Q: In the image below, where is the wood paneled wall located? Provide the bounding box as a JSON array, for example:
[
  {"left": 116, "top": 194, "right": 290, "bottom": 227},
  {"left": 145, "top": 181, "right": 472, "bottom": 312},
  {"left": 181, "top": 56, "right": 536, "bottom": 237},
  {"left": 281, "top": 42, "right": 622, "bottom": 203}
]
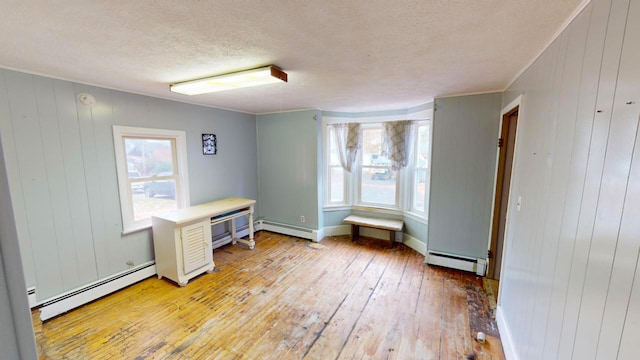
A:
[
  {"left": 0, "top": 70, "right": 258, "bottom": 301},
  {"left": 257, "top": 110, "right": 321, "bottom": 229},
  {"left": 428, "top": 93, "right": 502, "bottom": 259},
  {"left": 500, "top": 0, "right": 640, "bottom": 358}
]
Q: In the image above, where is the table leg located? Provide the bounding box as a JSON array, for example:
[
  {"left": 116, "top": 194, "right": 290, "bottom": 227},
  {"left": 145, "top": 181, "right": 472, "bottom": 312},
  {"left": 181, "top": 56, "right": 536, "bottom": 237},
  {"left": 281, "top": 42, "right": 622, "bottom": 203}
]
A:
[
  {"left": 231, "top": 218, "right": 237, "bottom": 245},
  {"left": 248, "top": 211, "right": 255, "bottom": 249}
]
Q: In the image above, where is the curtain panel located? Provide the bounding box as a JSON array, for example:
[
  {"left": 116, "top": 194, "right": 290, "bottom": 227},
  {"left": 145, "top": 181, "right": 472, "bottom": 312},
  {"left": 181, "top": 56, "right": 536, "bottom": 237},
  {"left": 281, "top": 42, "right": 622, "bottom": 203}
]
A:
[
  {"left": 382, "top": 120, "right": 418, "bottom": 170},
  {"left": 330, "top": 123, "right": 362, "bottom": 172}
]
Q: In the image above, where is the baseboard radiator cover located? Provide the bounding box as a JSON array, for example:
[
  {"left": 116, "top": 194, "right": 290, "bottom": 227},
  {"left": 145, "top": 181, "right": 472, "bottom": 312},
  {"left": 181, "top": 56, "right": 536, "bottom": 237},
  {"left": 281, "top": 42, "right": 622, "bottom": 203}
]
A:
[
  {"left": 255, "top": 220, "right": 318, "bottom": 242},
  {"left": 426, "top": 250, "right": 487, "bottom": 276},
  {"left": 38, "top": 261, "right": 156, "bottom": 321}
]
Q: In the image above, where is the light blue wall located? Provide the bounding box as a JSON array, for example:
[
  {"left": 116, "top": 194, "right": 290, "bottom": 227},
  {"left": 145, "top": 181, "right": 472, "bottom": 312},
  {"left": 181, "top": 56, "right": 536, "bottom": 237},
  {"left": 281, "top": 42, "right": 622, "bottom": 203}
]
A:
[
  {"left": 323, "top": 210, "right": 351, "bottom": 228},
  {"left": 428, "top": 93, "right": 502, "bottom": 259},
  {"left": 0, "top": 68, "right": 258, "bottom": 300},
  {"left": 256, "top": 110, "right": 321, "bottom": 229}
]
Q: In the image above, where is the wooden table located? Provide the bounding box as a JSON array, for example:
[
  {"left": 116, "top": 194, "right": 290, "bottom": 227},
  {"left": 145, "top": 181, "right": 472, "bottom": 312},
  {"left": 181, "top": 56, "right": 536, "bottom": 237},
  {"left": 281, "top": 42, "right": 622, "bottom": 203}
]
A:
[{"left": 152, "top": 197, "right": 255, "bottom": 286}]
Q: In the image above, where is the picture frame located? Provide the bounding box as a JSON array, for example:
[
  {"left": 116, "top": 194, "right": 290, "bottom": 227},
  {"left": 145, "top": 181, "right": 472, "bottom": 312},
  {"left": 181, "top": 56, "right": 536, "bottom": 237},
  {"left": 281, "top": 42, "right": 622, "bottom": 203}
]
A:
[{"left": 202, "top": 134, "right": 217, "bottom": 155}]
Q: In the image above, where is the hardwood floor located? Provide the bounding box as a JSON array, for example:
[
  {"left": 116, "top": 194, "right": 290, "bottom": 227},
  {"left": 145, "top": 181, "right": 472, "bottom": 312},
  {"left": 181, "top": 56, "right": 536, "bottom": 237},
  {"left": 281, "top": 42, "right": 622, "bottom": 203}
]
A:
[{"left": 32, "top": 232, "right": 504, "bottom": 359}]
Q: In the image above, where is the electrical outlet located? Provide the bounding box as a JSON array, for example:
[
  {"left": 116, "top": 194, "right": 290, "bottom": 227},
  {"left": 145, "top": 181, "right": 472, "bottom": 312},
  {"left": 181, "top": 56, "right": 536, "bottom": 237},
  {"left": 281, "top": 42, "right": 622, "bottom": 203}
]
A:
[{"left": 300, "top": 216, "right": 305, "bottom": 223}]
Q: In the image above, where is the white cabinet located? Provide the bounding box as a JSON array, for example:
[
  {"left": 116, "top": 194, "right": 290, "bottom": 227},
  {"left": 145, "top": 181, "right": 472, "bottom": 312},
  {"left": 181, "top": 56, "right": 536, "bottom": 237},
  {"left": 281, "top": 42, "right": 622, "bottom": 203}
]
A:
[
  {"left": 151, "top": 197, "right": 256, "bottom": 286},
  {"left": 151, "top": 217, "right": 214, "bottom": 287}
]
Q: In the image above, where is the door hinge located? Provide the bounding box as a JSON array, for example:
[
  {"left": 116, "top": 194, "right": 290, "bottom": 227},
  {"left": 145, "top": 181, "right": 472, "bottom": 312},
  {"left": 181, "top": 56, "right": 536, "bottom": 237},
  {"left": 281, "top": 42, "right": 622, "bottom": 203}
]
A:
[{"left": 498, "top": 138, "right": 504, "bottom": 148}]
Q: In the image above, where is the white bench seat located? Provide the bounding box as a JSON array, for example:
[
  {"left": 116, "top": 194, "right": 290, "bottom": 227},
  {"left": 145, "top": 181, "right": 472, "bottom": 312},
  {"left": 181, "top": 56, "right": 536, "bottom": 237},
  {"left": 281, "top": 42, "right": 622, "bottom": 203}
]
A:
[{"left": 343, "top": 215, "right": 404, "bottom": 247}]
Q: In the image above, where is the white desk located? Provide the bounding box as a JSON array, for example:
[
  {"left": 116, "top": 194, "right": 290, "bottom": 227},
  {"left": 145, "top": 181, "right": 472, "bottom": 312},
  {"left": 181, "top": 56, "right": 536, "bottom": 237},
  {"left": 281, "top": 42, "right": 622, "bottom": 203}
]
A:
[{"left": 152, "top": 197, "right": 256, "bottom": 286}]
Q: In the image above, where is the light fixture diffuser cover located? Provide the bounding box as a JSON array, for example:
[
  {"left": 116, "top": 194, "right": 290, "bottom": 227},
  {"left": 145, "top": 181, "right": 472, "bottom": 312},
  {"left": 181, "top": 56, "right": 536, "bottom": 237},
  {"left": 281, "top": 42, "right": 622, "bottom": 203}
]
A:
[{"left": 170, "top": 66, "right": 288, "bottom": 95}]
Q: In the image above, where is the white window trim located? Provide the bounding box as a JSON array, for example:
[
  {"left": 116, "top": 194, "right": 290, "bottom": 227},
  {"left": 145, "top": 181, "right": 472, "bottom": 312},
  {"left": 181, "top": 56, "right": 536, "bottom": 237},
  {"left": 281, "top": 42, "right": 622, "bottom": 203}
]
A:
[{"left": 113, "top": 126, "right": 191, "bottom": 234}]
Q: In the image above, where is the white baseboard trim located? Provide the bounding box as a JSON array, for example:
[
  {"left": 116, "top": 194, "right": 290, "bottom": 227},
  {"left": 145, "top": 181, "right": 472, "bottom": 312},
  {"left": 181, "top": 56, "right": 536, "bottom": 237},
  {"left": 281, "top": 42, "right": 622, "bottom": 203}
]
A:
[
  {"left": 38, "top": 261, "right": 156, "bottom": 321},
  {"left": 403, "top": 233, "right": 426, "bottom": 255},
  {"left": 425, "top": 251, "right": 486, "bottom": 275},
  {"left": 256, "top": 220, "right": 318, "bottom": 242},
  {"left": 317, "top": 225, "right": 426, "bottom": 255},
  {"left": 497, "top": 305, "right": 518, "bottom": 360},
  {"left": 321, "top": 224, "right": 351, "bottom": 238}
]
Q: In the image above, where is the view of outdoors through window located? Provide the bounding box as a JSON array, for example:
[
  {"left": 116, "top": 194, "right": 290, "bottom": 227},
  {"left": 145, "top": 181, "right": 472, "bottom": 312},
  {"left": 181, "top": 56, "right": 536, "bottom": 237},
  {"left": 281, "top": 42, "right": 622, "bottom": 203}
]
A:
[
  {"left": 328, "top": 131, "right": 345, "bottom": 203},
  {"left": 124, "top": 138, "right": 177, "bottom": 221},
  {"left": 413, "top": 124, "right": 430, "bottom": 212},
  {"left": 361, "top": 128, "right": 397, "bottom": 206}
]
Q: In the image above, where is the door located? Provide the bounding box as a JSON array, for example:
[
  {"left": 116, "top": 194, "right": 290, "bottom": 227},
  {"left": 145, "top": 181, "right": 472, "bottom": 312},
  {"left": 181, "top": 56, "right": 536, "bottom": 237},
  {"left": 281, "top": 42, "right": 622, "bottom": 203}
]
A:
[{"left": 488, "top": 106, "right": 518, "bottom": 280}]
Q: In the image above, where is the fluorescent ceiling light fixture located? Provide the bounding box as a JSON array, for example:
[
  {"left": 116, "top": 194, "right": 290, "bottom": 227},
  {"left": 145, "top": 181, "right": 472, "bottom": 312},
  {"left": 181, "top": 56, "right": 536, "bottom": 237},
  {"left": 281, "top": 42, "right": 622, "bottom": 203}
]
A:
[{"left": 170, "top": 65, "right": 288, "bottom": 95}]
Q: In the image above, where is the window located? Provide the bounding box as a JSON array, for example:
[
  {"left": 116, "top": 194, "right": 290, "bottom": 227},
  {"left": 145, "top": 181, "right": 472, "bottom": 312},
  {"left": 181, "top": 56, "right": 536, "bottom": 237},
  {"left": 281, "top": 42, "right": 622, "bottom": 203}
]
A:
[
  {"left": 113, "top": 126, "right": 190, "bottom": 233},
  {"left": 327, "top": 129, "right": 346, "bottom": 204},
  {"left": 411, "top": 123, "right": 431, "bottom": 213},
  {"left": 359, "top": 125, "right": 398, "bottom": 207},
  {"left": 325, "top": 119, "right": 431, "bottom": 218}
]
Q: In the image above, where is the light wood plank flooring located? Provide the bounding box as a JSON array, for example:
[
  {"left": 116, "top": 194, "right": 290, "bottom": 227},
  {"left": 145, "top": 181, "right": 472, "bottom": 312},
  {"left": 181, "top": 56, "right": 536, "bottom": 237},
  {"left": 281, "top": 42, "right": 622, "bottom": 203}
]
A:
[{"left": 33, "top": 232, "right": 504, "bottom": 359}]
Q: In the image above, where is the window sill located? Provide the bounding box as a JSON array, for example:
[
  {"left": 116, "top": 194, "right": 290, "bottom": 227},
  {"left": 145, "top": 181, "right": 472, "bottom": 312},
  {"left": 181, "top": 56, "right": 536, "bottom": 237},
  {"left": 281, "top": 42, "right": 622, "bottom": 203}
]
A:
[
  {"left": 322, "top": 205, "right": 427, "bottom": 225},
  {"left": 122, "top": 222, "right": 152, "bottom": 236},
  {"left": 323, "top": 205, "right": 352, "bottom": 212}
]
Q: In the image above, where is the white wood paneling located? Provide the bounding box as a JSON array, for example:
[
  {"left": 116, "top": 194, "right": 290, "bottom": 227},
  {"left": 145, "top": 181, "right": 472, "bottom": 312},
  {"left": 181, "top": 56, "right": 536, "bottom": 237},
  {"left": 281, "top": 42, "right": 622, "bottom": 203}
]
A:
[
  {"left": 542, "top": 4, "right": 604, "bottom": 358},
  {"left": 4, "top": 71, "right": 63, "bottom": 299},
  {"left": 51, "top": 79, "right": 98, "bottom": 286},
  {"left": 499, "top": 0, "right": 640, "bottom": 358},
  {"left": 0, "top": 68, "right": 258, "bottom": 302},
  {"left": 571, "top": 0, "right": 632, "bottom": 357},
  {"left": 0, "top": 71, "right": 37, "bottom": 288},
  {"left": 33, "top": 77, "right": 81, "bottom": 291},
  {"left": 595, "top": 0, "right": 640, "bottom": 356}
]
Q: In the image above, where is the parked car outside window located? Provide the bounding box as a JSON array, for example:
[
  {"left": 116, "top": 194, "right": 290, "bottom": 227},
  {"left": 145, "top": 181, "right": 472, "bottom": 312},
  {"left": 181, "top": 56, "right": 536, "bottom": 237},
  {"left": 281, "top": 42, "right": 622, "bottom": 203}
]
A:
[{"left": 144, "top": 172, "right": 176, "bottom": 199}]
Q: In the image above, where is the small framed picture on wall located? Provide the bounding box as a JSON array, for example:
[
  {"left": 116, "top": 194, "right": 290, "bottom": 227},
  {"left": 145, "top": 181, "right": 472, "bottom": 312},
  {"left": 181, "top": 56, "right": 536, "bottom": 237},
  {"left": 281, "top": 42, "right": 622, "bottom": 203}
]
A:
[{"left": 202, "top": 134, "right": 217, "bottom": 155}]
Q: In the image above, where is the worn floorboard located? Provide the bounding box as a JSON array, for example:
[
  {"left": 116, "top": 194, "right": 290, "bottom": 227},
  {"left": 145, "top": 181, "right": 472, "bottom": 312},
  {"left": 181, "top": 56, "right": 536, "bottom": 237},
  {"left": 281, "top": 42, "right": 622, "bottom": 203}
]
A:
[{"left": 33, "top": 231, "right": 504, "bottom": 360}]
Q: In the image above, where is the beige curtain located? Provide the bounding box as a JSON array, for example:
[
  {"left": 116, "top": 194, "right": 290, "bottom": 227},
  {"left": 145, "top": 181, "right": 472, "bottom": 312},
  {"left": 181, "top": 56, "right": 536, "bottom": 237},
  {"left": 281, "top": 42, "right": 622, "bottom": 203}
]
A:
[
  {"left": 331, "top": 123, "right": 361, "bottom": 172},
  {"left": 382, "top": 120, "right": 418, "bottom": 170}
]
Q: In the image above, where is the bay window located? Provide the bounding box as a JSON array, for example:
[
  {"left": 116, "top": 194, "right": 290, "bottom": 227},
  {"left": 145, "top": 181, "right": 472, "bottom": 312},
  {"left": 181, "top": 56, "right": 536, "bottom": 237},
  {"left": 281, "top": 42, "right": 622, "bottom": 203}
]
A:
[{"left": 325, "top": 119, "right": 431, "bottom": 218}]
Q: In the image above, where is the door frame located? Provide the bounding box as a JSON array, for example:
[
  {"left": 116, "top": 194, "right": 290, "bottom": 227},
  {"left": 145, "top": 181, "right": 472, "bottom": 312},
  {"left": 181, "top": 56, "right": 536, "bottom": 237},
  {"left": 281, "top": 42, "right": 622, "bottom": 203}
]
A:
[{"left": 487, "top": 95, "right": 523, "bottom": 294}]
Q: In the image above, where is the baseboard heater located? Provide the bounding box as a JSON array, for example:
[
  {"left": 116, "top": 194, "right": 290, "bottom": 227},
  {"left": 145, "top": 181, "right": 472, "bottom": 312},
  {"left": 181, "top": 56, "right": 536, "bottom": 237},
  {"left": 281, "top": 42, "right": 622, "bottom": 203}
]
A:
[
  {"left": 426, "top": 250, "right": 487, "bottom": 276},
  {"left": 256, "top": 220, "right": 318, "bottom": 242},
  {"left": 37, "top": 261, "right": 156, "bottom": 321}
]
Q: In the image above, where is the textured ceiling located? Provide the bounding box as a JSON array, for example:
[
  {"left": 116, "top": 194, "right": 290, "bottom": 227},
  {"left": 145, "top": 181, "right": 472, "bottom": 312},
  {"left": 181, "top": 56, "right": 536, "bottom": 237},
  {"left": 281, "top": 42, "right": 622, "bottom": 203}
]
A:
[{"left": 0, "top": 0, "right": 585, "bottom": 114}]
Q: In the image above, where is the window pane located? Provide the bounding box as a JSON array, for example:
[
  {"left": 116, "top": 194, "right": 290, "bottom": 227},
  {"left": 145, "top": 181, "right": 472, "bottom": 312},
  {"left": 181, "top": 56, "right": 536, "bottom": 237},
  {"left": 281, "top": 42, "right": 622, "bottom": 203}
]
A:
[
  {"left": 361, "top": 167, "right": 396, "bottom": 205},
  {"left": 124, "top": 138, "right": 174, "bottom": 177},
  {"left": 330, "top": 167, "right": 344, "bottom": 202},
  {"left": 413, "top": 169, "right": 428, "bottom": 212},
  {"left": 416, "top": 125, "right": 430, "bottom": 168},
  {"left": 362, "top": 128, "right": 385, "bottom": 166},
  {"left": 132, "top": 180, "right": 177, "bottom": 221},
  {"left": 329, "top": 130, "right": 341, "bottom": 166}
]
